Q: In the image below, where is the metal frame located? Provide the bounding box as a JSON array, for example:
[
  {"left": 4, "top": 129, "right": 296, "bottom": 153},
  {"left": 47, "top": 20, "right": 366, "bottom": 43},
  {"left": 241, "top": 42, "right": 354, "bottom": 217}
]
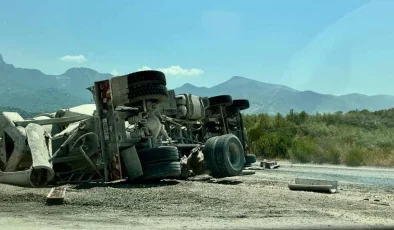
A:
[{"left": 93, "top": 80, "right": 123, "bottom": 182}]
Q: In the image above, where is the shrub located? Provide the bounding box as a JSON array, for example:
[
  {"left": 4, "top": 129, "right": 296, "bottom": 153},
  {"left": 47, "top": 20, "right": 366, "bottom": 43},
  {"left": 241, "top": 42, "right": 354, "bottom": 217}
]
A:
[
  {"left": 243, "top": 108, "right": 394, "bottom": 167},
  {"left": 344, "top": 148, "right": 364, "bottom": 166},
  {"left": 289, "top": 137, "right": 316, "bottom": 163}
]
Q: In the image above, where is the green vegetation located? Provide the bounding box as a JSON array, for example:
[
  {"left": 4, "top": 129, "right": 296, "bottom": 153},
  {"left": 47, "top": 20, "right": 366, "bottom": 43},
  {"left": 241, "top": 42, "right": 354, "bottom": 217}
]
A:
[{"left": 244, "top": 108, "right": 394, "bottom": 167}]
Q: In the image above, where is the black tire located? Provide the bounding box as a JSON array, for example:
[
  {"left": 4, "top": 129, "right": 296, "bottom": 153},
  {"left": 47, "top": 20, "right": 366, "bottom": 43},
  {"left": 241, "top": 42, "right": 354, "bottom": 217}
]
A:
[
  {"left": 137, "top": 146, "right": 179, "bottom": 165},
  {"left": 128, "top": 84, "right": 168, "bottom": 104},
  {"left": 127, "top": 70, "right": 167, "bottom": 86},
  {"left": 140, "top": 161, "right": 181, "bottom": 181},
  {"left": 201, "top": 97, "right": 210, "bottom": 108},
  {"left": 202, "top": 136, "right": 221, "bottom": 176},
  {"left": 228, "top": 99, "right": 250, "bottom": 110},
  {"left": 245, "top": 154, "right": 257, "bottom": 165},
  {"left": 210, "top": 134, "right": 245, "bottom": 178},
  {"left": 208, "top": 95, "right": 233, "bottom": 108}
]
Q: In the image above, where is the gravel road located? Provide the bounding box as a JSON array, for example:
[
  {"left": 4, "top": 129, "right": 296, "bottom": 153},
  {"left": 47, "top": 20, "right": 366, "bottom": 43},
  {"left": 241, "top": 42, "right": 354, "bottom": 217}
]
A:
[{"left": 1, "top": 161, "right": 394, "bottom": 230}]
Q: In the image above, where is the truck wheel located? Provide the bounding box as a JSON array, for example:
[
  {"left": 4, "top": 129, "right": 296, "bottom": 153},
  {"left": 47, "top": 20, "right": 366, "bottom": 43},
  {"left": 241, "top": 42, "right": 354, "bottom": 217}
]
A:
[
  {"left": 203, "top": 136, "right": 221, "bottom": 176},
  {"left": 127, "top": 70, "right": 167, "bottom": 86},
  {"left": 245, "top": 154, "right": 257, "bottom": 165},
  {"left": 216, "top": 134, "right": 245, "bottom": 177},
  {"left": 137, "top": 146, "right": 180, "bottom": 165},
  {"left": 209, "top": 134, "right": 245, "bottom": 178},
  {"left": 228, "top": 99, "right": 250, "bottom": 110},
  {"left": 140, "top": 161, "right": 181, "bottom": 181},
  {"left": 208, "top": 95, "right": 233, "bottom": 108},
  {"left": 128, "top": 84, "right": 168, "bottom": 104}
]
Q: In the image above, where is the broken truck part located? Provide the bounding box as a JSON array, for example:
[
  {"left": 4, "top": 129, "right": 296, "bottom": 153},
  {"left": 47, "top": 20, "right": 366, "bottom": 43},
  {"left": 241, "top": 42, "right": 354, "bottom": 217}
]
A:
[
  {"left": 0, "top": 70, "right": 254, "bottom": 187},
  {"left": 288, "top": 178, "right": 338, "bottom": 193},
  {"left": 261, "top": 161, "right": 280, "bottom": 169}
]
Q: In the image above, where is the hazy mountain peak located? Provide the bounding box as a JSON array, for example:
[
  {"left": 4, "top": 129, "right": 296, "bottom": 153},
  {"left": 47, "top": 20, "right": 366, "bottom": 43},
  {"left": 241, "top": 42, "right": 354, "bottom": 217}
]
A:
[
  {"left": 63, "top": 67, "right": 100, "bottom": 76},
  {"left": 1, "top": 54, "right": 394, "bottom": 114},
  {"left": 180, "top": 83, "right": 204, "bottom": 89},
  {"left": 181, "top": 83, "right": 195, "bottom": 87},
  {"left": 229, "top": 76, "right": 249, "bottom": 81}
]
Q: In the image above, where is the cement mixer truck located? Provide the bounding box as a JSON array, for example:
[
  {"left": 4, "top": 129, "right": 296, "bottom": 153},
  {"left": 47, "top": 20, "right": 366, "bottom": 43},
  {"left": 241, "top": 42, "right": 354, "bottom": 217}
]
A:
[{"left": 0, "top": 70, "right": 256, "bottom": 187}]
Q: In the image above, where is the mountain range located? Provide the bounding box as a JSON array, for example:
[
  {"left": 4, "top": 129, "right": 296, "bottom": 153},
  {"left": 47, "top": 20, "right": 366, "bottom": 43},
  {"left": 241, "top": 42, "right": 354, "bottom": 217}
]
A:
[{"left": 1, "top": 53, "right": 394, "bottom": 115}]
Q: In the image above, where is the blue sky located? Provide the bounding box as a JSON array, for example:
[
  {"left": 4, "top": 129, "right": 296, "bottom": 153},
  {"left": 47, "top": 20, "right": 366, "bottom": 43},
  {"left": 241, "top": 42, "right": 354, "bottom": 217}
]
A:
[{"left": 1, "top": 0, "right": 394, "bottom": 96}]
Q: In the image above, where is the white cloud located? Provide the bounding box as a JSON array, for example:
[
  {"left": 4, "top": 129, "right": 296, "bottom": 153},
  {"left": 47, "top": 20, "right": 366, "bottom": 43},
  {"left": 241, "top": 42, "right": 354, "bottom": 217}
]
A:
[
  {"left": 137, "top": 65, "right": 204, "bottom": 76},
  {"left": 59, "top": 55, "right": 87, "bottom": 63},
  {"left": 137, "top": 66, "right": 152, "bottom": 71},
  {"left": 111, "top": 69, "right": 119, "bottom": 76}
]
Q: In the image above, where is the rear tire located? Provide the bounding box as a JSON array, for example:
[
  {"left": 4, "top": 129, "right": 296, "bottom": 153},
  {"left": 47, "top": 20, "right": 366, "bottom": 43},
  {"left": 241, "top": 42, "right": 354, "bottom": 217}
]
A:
[
  {"left": 208, "top": 95, "right": 233, "bottom": 108},
  {"left": 204, "top": 134, "right": 245, "bottom": 178},
  {"left": 228, "top": 99, "right": 250, "bottom": 110},
  {"left": 127, "top": 70, "right": 167, "bottom": 86},
  {"left": 245, "top": 154, "right": 257, "bottom": 165},
  {"left": 202, "top": 136, "right": 221, "bottom": 176},
  {"left": 127, "top": 84, "right": 168, "bottom": 104},
  {"left": 140, "top": 161, "right": 181, "bottom": 181},
  {"left": 137, "top": 146, "right": 179, "bottom": 165}
]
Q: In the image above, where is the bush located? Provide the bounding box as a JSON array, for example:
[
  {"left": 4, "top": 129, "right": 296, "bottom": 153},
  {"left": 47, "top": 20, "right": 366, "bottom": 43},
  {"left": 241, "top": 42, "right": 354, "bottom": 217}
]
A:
[
  {"left": 288, "top": 137, "right": 316, "bottom": 163},
  {"left": 243, "top": 108, "right": 394, "bottom": 167},
  {"left": 325, "top": 145, "right": 341, "bottom": 164},
  {"left": 344, "top": 148, "right": 364, "bottom": 166}
]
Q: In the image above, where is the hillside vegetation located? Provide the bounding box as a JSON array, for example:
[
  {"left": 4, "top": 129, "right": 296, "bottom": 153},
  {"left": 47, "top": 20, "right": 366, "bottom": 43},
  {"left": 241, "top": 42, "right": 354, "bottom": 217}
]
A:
[{"left": 244, "top": 108, "right": 394, "bottom": 167}]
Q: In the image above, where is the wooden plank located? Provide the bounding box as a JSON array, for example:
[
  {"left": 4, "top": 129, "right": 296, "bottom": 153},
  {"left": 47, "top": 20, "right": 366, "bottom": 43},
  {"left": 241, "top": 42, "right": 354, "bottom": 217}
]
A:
[{"left": 46, "top": 186, "right": 66, "bottom": 205}]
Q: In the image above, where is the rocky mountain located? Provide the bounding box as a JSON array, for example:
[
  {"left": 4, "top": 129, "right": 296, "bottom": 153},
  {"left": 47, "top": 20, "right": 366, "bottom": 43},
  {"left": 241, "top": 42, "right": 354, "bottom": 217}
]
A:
[
  {"left": 0, "top": 54, "right": 110, "bottom": 112},
  {"left": 0, "top": 106, "right": 38, "bottom": 119},
  {"left": 1, "top": 54, "right": 394, "bottom": 114},
  {"left": 174, "top": 76, "right": 394, "bottom": 114}
]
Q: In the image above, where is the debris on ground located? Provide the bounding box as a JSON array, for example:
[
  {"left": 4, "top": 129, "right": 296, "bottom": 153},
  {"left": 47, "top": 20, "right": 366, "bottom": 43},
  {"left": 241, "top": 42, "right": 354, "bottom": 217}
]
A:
[
  {"left": 288, "top": 178, "right": 338, "bottom": 194},
  {"left": 240, "top": 170, "right": 255, "bottom": 175},
  {"left": 46, "top": 186, "right": 67, "bottom": 205},
  {"left": 260, "top": 160, "right": 280, "bottom": 169}
]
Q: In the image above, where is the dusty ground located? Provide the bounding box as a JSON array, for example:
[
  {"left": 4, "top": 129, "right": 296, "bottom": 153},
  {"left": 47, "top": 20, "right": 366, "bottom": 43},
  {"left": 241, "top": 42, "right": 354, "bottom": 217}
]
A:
[{"left": 1, "top": 161, "right": 394, "bottom": 230}]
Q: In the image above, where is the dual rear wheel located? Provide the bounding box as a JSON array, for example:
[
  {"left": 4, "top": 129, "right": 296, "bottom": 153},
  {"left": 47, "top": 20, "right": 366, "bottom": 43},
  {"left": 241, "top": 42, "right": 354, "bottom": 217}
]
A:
[
  {"left": 136, "top": 146, "right": 182, "bottom": 181},
  {"left": 203, "top": 134, "right": 246, "bottom": 178}
]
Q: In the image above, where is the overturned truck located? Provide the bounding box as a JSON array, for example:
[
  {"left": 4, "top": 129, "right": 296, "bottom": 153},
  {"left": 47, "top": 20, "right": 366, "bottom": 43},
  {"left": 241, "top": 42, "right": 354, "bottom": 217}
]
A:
[{"left": 0, "top": 70, "right": 256, "bottom": 187}]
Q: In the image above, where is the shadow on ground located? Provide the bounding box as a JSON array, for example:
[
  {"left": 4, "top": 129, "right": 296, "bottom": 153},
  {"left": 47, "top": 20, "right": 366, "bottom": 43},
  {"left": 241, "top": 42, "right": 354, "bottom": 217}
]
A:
[
  {"left": 186, "top": 175, "right": 243, "bottom": 185},
  {"left": 72, "top": 179, "right": 180, "bottom": 190}
]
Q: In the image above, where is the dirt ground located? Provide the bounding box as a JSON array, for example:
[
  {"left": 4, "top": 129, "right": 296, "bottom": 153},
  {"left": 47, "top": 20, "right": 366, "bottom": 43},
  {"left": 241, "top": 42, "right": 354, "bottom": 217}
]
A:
[{"left": 1, "top": 161, "right": 394, "bottom": 230}]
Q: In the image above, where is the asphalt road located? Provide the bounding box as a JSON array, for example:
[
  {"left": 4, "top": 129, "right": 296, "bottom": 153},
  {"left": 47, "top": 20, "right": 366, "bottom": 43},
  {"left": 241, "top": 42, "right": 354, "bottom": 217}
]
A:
[{"left": 1, "top": 161, "right": 394, "bottom": 230}]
